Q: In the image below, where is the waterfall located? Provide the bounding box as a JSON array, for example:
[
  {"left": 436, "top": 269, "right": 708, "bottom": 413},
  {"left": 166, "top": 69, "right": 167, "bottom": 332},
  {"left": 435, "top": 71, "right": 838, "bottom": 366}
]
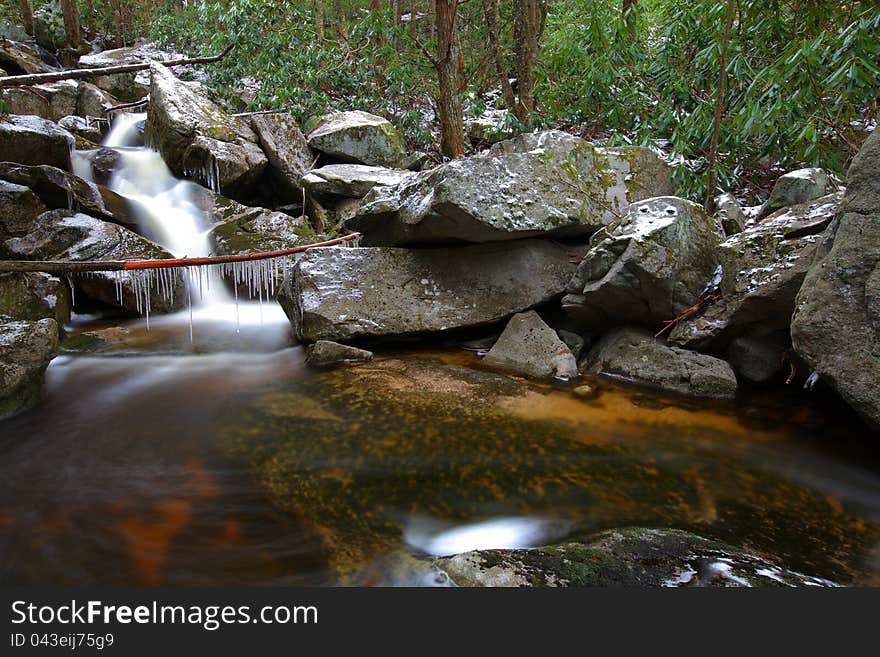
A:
[{"left": 72, "top": 111, "right": 290, "bottom": 339}]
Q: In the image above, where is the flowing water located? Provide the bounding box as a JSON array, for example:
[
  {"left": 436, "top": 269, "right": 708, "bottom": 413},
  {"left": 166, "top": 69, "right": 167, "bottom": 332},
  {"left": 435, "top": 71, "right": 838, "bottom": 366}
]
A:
[{"left": 1, "top": 115, "right": 880, "bottom": 586}]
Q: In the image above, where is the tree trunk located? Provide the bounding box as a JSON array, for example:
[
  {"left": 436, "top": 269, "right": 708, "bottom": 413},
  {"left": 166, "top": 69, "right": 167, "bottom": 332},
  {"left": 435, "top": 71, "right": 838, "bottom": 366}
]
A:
[
  {"left": 482, "top": 0, "right": 517, "bottom": 113},
  {"left": 335, "top": 0, "right": 348, "bottom": 39},
  {"left": 512, "top": 0, "right": 547, "bottom": 121},
  {"left": 704, "top": 0, "right": 737, "bottom": 216},
  {"left": 83, "top": 0, "right": 95, "bottom": 32},
  {"left": 108, "top": 0, "right": 125, "bottom": 47},
  {"left": 623, "top": 0, "right": 638, "bottom": 29},
  {"left": 18, "top": 0, "right": 34, "bottom": 36},
  {"left": 435, "top": 0, "right": 466, "bottom": 158},
  {"left": 314, "top": 0, "right": 325, "bottom": 39},
  {"left": 60, "top": 0, "right": 82, "bottom": 49}
]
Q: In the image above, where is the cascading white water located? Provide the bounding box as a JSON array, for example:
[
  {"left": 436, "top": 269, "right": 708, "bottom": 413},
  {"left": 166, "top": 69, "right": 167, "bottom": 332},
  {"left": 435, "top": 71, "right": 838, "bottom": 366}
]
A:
[{"left": 73, "top": 111, "right": 290, "bottom": 343}]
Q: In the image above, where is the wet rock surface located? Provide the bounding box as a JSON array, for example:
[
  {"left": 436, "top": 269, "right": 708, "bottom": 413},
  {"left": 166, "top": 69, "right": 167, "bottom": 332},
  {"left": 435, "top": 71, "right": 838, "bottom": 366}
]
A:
[
  {"left": 279, "top": 240, "right": 585, "bottom": 342},
  {"left": 483, "top": 311, "right": 579, "bottom": 380},
  {"left": 349, "top": 130, "right": 674, "bottom": 246},
  {"left": 584, "top": 326, "right": 738, "bottom": 399},
  {"left": 563, "top": 197, "right": 720, "bottom": 332},
  {"left": 435, "top": 527, "right": 839, "bottom": 587}
]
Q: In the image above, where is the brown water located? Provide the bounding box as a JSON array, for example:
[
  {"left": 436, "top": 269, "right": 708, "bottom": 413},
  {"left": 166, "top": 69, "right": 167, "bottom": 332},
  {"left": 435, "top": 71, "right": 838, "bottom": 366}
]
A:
[{"left": 1, "top": 313, "right": 879, "bottom": 586}]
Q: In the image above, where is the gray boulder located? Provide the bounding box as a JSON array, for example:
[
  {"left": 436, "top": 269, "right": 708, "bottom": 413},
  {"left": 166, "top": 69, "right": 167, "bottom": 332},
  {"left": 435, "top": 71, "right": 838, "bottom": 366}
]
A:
[
  {"left": 1, "top": 80, "right": 78, "bottom": 122},
  {"left": 305, "top": 340, "right": 374, "bottom": 367},
  {"left": 207, "top": 205, "right": 317, "bottom": 256},
  {"left": 435, "top": 527, "right": 838, "bottom": 587},
  {"left": 302, "top": 164, "right": 410, "bottom": 200},
  {"left": 58, "top": 115, "right": 104, "bottom": 144},
  {"left": 726, "top": 330, "right": 791, "bottom": 385},
  {"left": 0, "top": 38, "right": 56, "bottom": 75},
  {"left": 349, "top": 130, "right": 674, "bottom": 246},
  {"left": 584, "top": 326, "right": 737, "bottom": 399},
  {"left": 0, "top": 115, "right": 74, "bottom": 170},
  {"left": 279, "top": 239, "right": 585, "bottom": 342},
  {"left": 3, "top": 209, "right": 186, "bottom": 315},
  {"left": 791, "top": 129, "right": 880, "bottom": 427},
  {"left": 715, "top": 192, "right": 745, "bottom": 235},
  {"left": 0, "top": 271, "right": 71, "bottom": 328},
  {"left": 76, "top": 82, "right": 118, "bottom": 119},
  {"left": 145, "top": 63, "right": 267, "bottom": 199},
  {"left": 563, "top": 197, "right": 720, "bottom": 332},
  {"left": 0, "top": 319, "right": 58, "bottom": 420},
  {"left": 306, "top": 110, "right": 407, "bottom": 168},
  {"left": 483, "top": 310, "right": 579, "bottom": 380},
  {"left": 759, "top": 168, "right": 829, "bottom": 220},
  {"left": 0, "top": 162, "right": 141, "bottom": 233},
  {"left": 249, "top": 112, "right": 314, "bottom": 202},
  {"left": 669, "top": 192, "right": 841, "bottom": 353},
  {"left": 0, "top": 180, "right": 47, "bottom": 236}
]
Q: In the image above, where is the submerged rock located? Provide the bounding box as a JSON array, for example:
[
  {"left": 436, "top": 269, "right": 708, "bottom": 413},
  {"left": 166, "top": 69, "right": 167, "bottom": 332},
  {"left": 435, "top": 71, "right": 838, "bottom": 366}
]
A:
[
  {"left": 2, "top": 209, "right": 185, "bottom": 315},
  {"left": 279, "top": 240, "right": 585, "bottom": 342},
  {"left": 584, "top": 326, "right": 737, "bottom": 399},
  {"left": 249, "top": 112, "right": 314, "bottom": 202},
  {"left": 563, "top": 197, "right": 720, "bottom": 332},
  {"left": 483, "top": 311, "right": 579, "bottom": 380},
  {"left": 306, "top": 110, "right": 407, "bottom": 168},
  {"left": 145, "top": 63, "right": 267, "bottom": 199},
  {"left": 301, "top": 164, "right": 410, "bottom": 200},
  {"left": 305, "top": 340, "right": 374, "bottom": 367},
  {"left": 0, "top": 115, "right": 74, "bottom": 170},
  {"left": 791, "top": 129, "right": 880, "bottom": 428},
  {"left": 349, "top": 130, "right": 674, "bottom": 246},
  {"left": 0, "top": 319, "right": 59, "bottom": 420},
  {"left": 759, "top": 167, "right": 829, "bottom": 220},
  {"left": 669, "top": 193, "right": 841, "bottom": 358},
  {"left": 435, "top": 527, "right": 839, "bottom": 587}
]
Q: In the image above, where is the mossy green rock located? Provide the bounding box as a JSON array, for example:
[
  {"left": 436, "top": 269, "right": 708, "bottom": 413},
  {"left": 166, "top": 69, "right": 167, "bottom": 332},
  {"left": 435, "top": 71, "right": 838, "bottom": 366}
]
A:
[
  {"left": 563, "top": 197, "right": 720, "bottom": 332},
  {"left": 759, "top": 168, "right": 829, "bottom": 220},
  {"left": 307, "top": 110, "right": 407, "bottom": 168},
  {"left": 146, "top": 62, "right": 267, "bottom": 199},
  {"left": 435, "top": 527, "right": 839, "bottom": 587},
  {"left": 0, "top": 272, "right": 70, "bottom": 328},
  {"left": 0, "top": 318, "right": 58, "bottom": 420},
  {"left": 350, "top": 130, "right": 674, "bottom": 246},
  {"left": 208, "top": 206, "right": 317, "bottom": 256}
]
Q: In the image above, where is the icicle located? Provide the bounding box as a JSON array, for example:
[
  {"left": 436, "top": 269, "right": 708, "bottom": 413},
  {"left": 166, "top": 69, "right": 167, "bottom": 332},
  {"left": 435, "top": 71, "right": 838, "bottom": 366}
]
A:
[{"left": 66, "top": 274, "right": 76, "bottom": 307}]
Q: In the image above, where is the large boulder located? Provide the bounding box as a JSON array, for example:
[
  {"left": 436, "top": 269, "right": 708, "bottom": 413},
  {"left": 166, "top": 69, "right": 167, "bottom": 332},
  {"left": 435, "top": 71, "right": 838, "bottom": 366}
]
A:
[
  {"left": 279, "top": 240, "right": 585, "bottom": 342},
  {"left": 145, "top": 63, "right": 267, "bottom": 199},
  {"left": 483, "top": 310, "right": 579, "bottom": 380},
  {"left": 0, "top": 271, "right": 70, "bottom": 328},
  {"left": 758, "top": 167, "right": 829, "bottom": 220},
  {"left": 207, "top": 205, "right": 317, "bottom": 255},
  {"left": 0, "top": 319, "right": 58, "bottom": 420},
  {"left": 249, "top": 112, "right": 314, "bottom": 202},
  {"left": 0, "top": 39, "right": 56, "bottom": 75},
  {"left": 584, "top": 326, "right": 737, "bottom": 399},
  {"left": 791, "top": 129, "right": 880, "bottom": 428},
  {"left": 0, "top": 115, "right": 74, "bottom": 170},
  {"left": 435, "top": 527, "right": 838, "bottom": 587},
  {"left": 301, "top": 164, "right": 410, "bottom": 200},
  {"left": 1, "top": 80, "right": 78, "bottom": 122},
  {"left": 306, "top": 110, "right": 407, "bottom": 168},
  {"left": 76, "top": 82, "right": 118, "bottom": 119},
  {"left": 0, "top": 162, "right": 140, "bottom": 233},
  {"left": 562, "top": 197, "right": 720, "bottom": 332},
  {"left": 669, "top": 193, "right": 841, "bottom": 358},
  {"left": 0, "top": 180, "right": 47, "bottom": 235},
  {"left": 349, "top": 130, "right": 674, "bottom": 246},
  {"left": 2, "top": 209, "right": 186, "bottom": 315}
]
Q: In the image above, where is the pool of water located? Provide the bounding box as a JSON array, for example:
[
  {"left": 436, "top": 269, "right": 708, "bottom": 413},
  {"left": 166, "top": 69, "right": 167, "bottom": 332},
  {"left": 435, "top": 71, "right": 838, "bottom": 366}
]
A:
[{"left": 1, "top": 312, "right": 879, "bottom": 586}]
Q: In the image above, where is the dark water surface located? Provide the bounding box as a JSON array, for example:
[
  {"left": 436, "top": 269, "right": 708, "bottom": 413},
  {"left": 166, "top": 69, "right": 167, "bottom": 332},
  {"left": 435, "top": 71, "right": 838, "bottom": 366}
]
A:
[{"left": 1, "top": 314, "right": 879, "bottom": 586}]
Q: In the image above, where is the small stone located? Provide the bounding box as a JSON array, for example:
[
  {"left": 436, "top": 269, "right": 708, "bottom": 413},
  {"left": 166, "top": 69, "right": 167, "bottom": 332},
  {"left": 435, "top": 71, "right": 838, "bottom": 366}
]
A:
[
  {"left": 758, "top": 167, "right": 829, "bottom": 219},
  {"left": 305, "top": 340, "right": 373, "bottom": 367},
  {"left": 483, "top": 311, "right": 579, "bottom": 380}
]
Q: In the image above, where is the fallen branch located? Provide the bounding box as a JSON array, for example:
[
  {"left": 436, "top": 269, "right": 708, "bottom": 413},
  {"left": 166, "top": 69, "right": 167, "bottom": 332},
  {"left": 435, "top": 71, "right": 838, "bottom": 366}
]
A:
[
  {"left": 0, "top": 43, "right": 235, "bottom": 88},
  {"left": 0, "top": 232, "right": 360, "bottom": 274},
  {"left": 655, "top": 265, "right": 723, "bottom": 338},
  {"left": 104, "top": 97, "right": 149, "bottom": 114}
]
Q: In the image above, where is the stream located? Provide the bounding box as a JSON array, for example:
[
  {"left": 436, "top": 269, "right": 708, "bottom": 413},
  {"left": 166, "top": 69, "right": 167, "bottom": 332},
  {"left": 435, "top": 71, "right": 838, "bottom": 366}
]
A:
[{"left": 1, "top": 114, "right": 880, "bottom": 587}]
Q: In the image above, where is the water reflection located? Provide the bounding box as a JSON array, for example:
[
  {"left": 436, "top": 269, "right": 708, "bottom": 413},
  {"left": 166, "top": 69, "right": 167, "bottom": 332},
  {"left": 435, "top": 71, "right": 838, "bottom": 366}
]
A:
[{"left": 404, "top": 516, "right": 573, "bottom": 556}]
